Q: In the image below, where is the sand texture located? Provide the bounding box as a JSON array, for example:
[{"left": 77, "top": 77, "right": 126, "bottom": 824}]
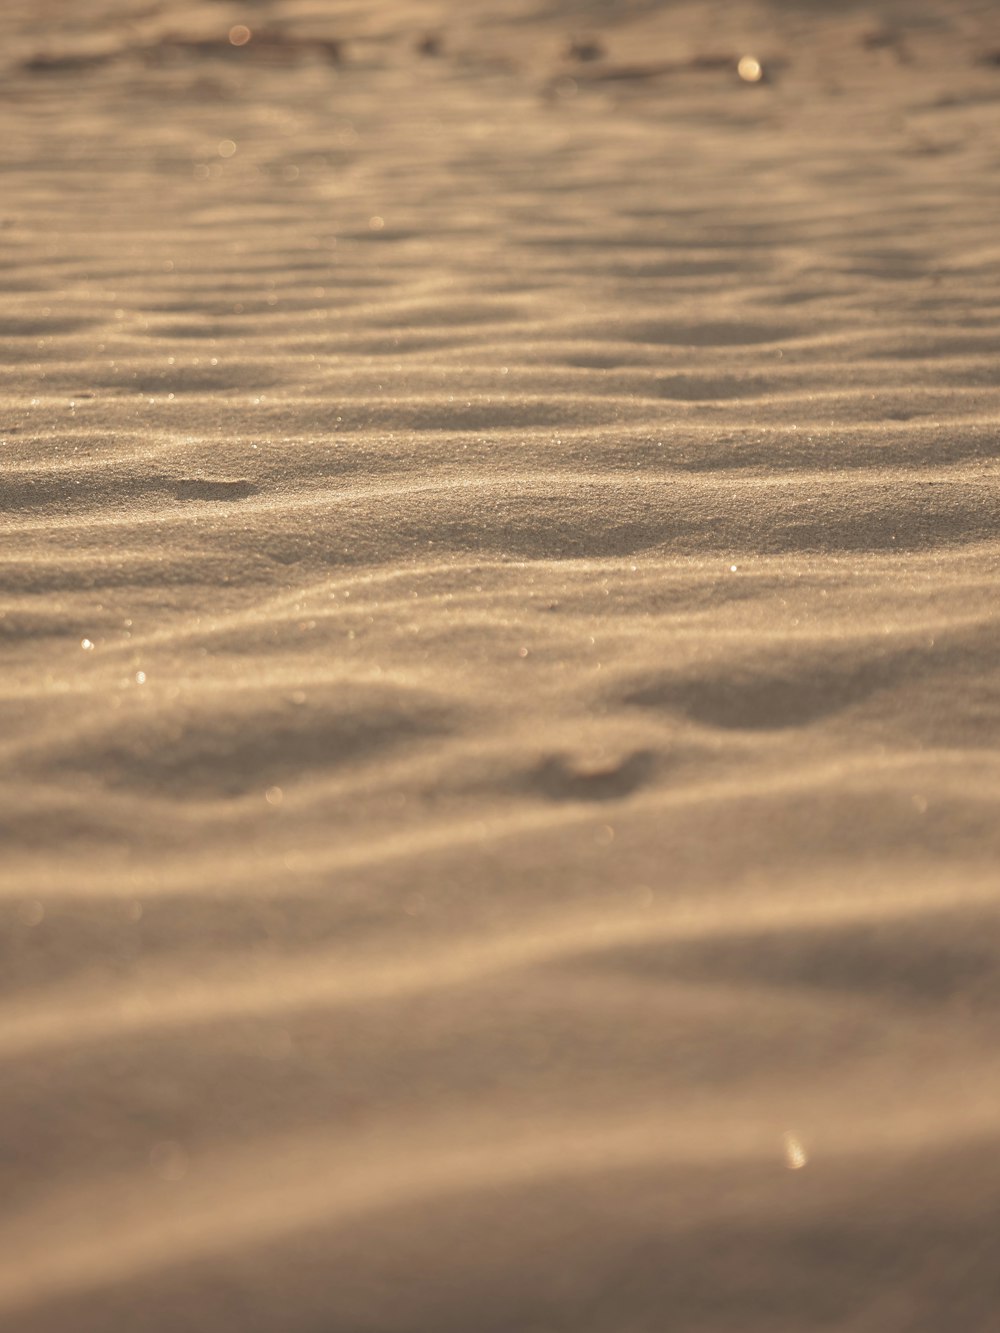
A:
[{"left": 3, "top": 0, "right": 1000, "bottom": 1328}]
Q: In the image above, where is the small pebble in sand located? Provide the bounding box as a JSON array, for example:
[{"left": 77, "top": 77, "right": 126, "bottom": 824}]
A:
[
  {"left": 737, "top": 55, "right": 764, "bottom": 83},
  {"left": 783, "top": 1132, "right": 808, "bottom": 1170},
  {"left": 80, "top": 638, "right": 94, "bottom": 651},
  {"left": 416, "top": 32, "right": 442, "bottom": 57},
  {"left": 567, "top": 36, "right": 605, "bottom": 63}
]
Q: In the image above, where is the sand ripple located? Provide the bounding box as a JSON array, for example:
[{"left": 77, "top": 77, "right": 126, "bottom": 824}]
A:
[{"left": 3, "top": 0, "right": 1000, "bottom": 1328}]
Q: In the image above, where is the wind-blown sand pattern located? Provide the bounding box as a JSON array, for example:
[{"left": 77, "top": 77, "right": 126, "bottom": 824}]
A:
[{"left": 3, "top": 0, "right": 1000, "bottom": 1328}]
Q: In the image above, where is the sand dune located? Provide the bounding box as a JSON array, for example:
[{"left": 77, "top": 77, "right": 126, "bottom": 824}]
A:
[{"left": 3, "top": 0, "right": 1000, "bottom": 1328}]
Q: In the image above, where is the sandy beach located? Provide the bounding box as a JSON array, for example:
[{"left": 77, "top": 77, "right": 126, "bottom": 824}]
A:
[{"left": 3, "top": 1, "right": 1000, "bottom": 1328}]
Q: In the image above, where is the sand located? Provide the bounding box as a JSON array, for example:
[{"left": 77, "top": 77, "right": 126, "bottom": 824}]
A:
[{"left": 2, "top": 0, "right": 1000, "bottom": 1328}]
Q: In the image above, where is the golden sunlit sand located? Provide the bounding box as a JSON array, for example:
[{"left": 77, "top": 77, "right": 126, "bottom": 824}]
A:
[{"left": 2, "top": 0, "right": 1000, "bottom": 1329}]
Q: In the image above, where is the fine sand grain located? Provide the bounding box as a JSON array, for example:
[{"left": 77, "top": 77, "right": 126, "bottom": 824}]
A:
[{"left": 3, "top": 1, "right": 1000, "bottom": 1329}]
